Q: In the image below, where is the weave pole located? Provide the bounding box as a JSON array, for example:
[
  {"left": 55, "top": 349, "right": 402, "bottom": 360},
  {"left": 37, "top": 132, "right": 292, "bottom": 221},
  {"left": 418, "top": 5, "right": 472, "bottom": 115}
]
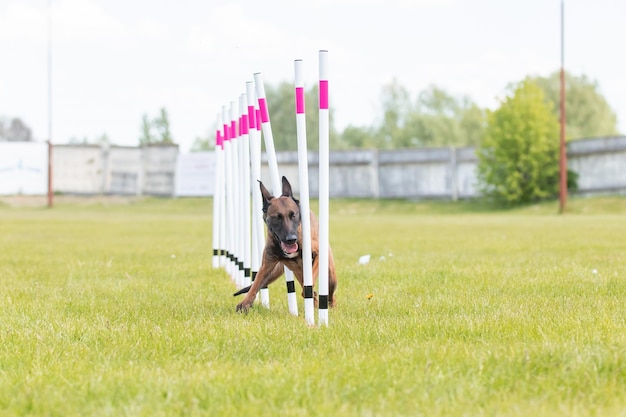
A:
[
  {"left": 229, "top": 103, "right": 242, "bottom": 287},
  {"left": 246, "top": 81, "right": 270, "bottom": 307},
  {"left": 254, "top": 107, "right": 271, "bottom": 306},
  {"left": 294, "top": 60, "right": 315, "bottom": 325},
  {"left": 318, "top": 50, "right": 330, "bottom": 326},
  {"left": 212, "top": 116, "right": 224, "bottom": 268},
  {"left": 222, "top": 106, "right": 235, "bottom": 281},
  {"left": 239, "top": 94, "right": 252, "bottom": 288},
  {"left": 218, "top": 118, "right": 227, "bottom": 269},
  {"left": 254, "top": 72, "right": 299, "bottom": 316}
]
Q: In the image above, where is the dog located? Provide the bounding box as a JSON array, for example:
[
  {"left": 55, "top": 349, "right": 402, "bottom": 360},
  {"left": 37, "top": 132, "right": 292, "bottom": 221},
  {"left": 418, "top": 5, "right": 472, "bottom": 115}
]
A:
[{"left": 233, "top": 176, "right": 337, "bottom": 313}]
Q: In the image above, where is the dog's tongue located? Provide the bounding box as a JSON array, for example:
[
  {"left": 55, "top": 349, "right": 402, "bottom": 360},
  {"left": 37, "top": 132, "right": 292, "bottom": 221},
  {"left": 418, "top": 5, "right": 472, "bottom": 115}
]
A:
[{"left": 281, "top": 242, "right": 299, "bottom": 254}]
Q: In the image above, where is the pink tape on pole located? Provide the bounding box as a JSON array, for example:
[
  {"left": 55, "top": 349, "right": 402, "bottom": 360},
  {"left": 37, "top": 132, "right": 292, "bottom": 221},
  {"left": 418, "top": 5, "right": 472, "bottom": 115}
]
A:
[
  {"left": 296, "top": 87, "right": 305, "bottom": 114},
  {"left": 248, "top": 106, "right": 256, "bottom": 129},
  {"left": 319, "top": 80, "right": 329, "bottom": 110},
  {"left": 258, "top": 98, "right": 270, "bottom": 123},
  {"left": 230, "top": 121, "right": 236, "bottom": 139},
  {"left": 242, "top": 114, "right": 249, "bottom": 135},
  {"left": 216, "top": 130, "right": 222, "bottom": 148},
  {"left": 256, "top": 109, "right": 262, "bottom": 130},
  {"left": 223, "top": 124, "right": 230, "bottom": 141}
]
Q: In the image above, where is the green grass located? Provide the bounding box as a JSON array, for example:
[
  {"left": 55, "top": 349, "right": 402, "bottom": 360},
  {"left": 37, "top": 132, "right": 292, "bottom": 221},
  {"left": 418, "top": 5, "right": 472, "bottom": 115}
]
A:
[{"left": 1, "top": 195, "right": 626, "bottom": 416}]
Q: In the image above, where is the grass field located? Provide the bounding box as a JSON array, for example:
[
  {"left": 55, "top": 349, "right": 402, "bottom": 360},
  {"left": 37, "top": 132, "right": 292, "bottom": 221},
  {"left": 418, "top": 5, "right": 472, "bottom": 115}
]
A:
[{"left": 1, "top": 195, "right": 626, "bottom": 416}]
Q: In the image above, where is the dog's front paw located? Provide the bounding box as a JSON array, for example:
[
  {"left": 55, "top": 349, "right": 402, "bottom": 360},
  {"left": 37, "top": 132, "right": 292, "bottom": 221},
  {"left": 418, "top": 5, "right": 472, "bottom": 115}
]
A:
[{"left": 236, "top": 301, "right": 253, "bottom": 314}]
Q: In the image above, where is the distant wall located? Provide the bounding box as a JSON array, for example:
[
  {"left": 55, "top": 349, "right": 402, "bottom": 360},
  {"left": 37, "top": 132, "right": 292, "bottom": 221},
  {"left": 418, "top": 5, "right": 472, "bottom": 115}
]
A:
[
  {"left": 0, "top": 142, "right": 48, "bottom": 195},
  {"left": 568, "top": 136, "right": 626, "bottom": 195},
  {"left": 1, "top": 136, "right": 625, "bottom": 198},
  {"left": 264, "top": 137, "right": 626, "bottom": 199},
  {"left": 51, "top": 144, "right": 178, "bottom": 196},
  {"left": 264, "top": 146, "right": 479, "bottom": 199}
]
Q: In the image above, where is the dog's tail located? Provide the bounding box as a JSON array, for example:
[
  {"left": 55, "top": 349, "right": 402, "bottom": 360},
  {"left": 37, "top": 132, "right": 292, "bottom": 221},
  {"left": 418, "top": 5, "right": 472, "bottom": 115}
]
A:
[{"left": 233, "top": 285, "right": 252, "bottom": 296}]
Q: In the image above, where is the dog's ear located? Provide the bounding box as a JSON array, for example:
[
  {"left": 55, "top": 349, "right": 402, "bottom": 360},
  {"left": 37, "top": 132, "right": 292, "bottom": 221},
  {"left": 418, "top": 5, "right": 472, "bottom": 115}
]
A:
[
  {"left": 281, "top": 176, "right": 299, "bottom": 206},
  {"left": 259, "top": 180, "right": 273, "bottom": 213},
  {"left": 281, "top": 176, "right": 292, "bottom": 198}
]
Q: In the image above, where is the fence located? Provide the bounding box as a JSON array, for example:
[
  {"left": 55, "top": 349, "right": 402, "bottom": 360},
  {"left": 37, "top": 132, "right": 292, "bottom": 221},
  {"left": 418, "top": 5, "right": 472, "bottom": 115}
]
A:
[{"left": 1, "top": 136, "right": 625, "bottom": 198}]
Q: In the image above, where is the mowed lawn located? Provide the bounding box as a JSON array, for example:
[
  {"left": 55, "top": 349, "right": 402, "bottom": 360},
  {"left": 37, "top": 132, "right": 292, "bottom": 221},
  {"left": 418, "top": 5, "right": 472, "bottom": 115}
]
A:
[{"left": 1, "top": 196, "right": 625, "bottom": 416}]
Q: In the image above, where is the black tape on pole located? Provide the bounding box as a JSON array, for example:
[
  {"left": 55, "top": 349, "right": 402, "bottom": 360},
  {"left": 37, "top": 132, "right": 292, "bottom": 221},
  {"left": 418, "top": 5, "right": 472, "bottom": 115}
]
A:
[{"left": 304, "top": 285, "right": 314, "bottom": 299}]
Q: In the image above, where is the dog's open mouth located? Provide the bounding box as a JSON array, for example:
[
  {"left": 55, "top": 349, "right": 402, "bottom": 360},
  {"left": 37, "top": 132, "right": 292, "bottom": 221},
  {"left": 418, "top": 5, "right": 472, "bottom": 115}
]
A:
[{"left": 280, "top": 241, "right": 299, "bottom": 257}]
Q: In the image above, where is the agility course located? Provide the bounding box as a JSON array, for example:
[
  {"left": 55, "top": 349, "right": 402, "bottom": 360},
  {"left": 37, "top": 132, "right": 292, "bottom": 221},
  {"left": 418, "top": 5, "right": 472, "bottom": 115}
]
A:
[{"left": 212, "top": 50, "right": 331, "bottom": 326}]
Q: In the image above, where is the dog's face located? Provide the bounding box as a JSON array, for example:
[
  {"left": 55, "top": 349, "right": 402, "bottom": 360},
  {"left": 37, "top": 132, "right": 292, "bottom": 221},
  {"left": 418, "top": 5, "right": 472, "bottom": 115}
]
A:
[{"left": 260, "top": 176, "right": 301, "bottom": 259}]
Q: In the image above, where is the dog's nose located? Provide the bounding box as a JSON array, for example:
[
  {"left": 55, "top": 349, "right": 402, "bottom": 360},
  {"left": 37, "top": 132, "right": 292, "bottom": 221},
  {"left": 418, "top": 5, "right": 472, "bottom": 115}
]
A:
[{"left": 285, "top": 233, "right": 297, "bottom": 245}]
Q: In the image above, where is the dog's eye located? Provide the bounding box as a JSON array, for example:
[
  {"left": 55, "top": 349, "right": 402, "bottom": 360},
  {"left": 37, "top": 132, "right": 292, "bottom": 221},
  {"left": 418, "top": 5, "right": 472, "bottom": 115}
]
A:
[{"left": 289, "top": 211, "right": 298, "bottom": 220}]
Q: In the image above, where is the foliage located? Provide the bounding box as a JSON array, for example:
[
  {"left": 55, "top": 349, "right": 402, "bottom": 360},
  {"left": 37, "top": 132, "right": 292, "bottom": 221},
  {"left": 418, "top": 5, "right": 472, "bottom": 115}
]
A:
[
  {"left": 1, "top": 197, "right": 626, "bottom": 416},
  {"left": 139, "top": 107, "right": 174, "bottom": 146},
  {"left": 477, "top": 80, "right": 562, "bottom": 206},
  {"left": 374, "top": 80, "right": 486, "bottom": 149},
  {"left": 0, "top": 116, "right": 32, "bottom": 141},
  {"left": 528, "top": 71, "right": 619, "bottom": 139},
  {"left": 335, "top": 125, "right": 380, "bottom": 149},
  {"left": 190, "top": 135, "right": 213, "bottom": 152},
  {"left": 68, "top": 132, "right": 111, "bottom": 146}
]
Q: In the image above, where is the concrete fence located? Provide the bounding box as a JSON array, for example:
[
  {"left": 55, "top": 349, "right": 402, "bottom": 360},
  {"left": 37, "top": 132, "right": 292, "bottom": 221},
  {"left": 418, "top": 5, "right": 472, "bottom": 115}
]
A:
[
  {"left": 1, "top": 136, "right": 625, "bottom": 198},
  {"left": 51, "top": 144, "right": 179, "bottom": 196},
  {"left": 269, "top": 136, "right": 626, "bottom": 199}
]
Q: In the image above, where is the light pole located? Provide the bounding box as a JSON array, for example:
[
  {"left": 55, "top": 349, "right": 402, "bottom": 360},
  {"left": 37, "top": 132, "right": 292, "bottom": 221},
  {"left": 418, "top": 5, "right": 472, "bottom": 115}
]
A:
[
  {"left": 47, "top": 0, "right": 53, "bottom": 208},
  {"left": 559, "top": 0, "right": 567, "bottom": 214}
]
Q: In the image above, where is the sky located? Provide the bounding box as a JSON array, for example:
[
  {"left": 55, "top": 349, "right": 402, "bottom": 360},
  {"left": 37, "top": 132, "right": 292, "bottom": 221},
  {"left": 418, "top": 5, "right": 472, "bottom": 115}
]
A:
[{"left": 1, "top": 0, "right": 625, "bottom": 152}]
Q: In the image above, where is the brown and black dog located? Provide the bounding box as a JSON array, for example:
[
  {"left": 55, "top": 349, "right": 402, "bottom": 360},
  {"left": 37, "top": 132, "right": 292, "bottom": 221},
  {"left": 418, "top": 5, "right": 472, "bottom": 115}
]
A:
[{"left": 233, "top": 176, "right": 337, "bottom": 313}]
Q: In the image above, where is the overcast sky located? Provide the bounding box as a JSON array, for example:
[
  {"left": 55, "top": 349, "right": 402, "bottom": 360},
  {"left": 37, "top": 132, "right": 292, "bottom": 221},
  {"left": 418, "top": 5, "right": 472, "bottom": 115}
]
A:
[{"left": 1, "top": 0, "right": 624, "bottom": 152}]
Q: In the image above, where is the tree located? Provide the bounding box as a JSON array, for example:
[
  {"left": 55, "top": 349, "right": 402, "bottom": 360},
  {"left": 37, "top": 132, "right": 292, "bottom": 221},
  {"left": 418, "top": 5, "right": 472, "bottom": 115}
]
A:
[
  {"left": 526, "top": 71, "right": 619, "bottom": 139},
  {"left": 139, "top": 108, "right": 174, "bottom": 145},
  {"left": 139, "top": 114, "right": 153, "bottom": 146},
  {"left": 337, "top": 125, "right": 379, "bottom": 149},
  {"left": 94, "top": 133, "right": 111, "bottom": 146},
  {"left": 376, "top": 78, "right": 412, "bottom": 149},
  {"left": 190, "top": 134, "right": 214, "bottom": 152},
  {"left": 0, "top": 117, "right": 32, "bottom": 141},
  {"left": 373, "top": 82, "right": 485, "bottom": 149},
  {"left": 153, "top": 107, "right": 174, "bottom": 144},
  {"left": 476, "top": 80, "right": 561, "bottom": 206}
]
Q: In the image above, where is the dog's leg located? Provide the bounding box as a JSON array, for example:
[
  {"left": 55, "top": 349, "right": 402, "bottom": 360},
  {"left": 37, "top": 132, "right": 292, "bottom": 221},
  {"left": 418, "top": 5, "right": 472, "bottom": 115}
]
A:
[
  {"left": 236, "top": 261, "right": 283, "bottom": 313},
  {"left": 310, "top": 249, "right": 320, "bottom": 307},
  {"left": 328, "top": 247, "right": 338, "bottom": 308}
]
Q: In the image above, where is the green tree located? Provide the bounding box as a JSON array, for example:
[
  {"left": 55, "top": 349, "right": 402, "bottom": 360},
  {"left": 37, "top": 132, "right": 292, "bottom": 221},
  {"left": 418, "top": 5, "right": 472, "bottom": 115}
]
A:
[
  {"left": 338, "top": 125, "right": 379, "bottom": 149},
  {"left": 95, "top": 133, "right": 111, "bottom": 146},
  {"left": 153, "top": 107, "right": 174, "bottom": 144},
  {"left": 527, "top": 71, "right": 619, "bottom": 138},
  {"left": 190, "top": 131, "right": 214, "bottom": 152},
  {"left": 139, "top": 113, "right": 153, "bottom": 146},
  {"left": 477, "top": 80, "right": 560, "bottom": 206},
  {"left": 374, "top": 82, "right": 485, "bottom": 149},
  {"left": 139, "top": 108, "right": 174, "bottom": 145},
  {"left": 377, "top": 78, "right": 411, "bottom": 149}
]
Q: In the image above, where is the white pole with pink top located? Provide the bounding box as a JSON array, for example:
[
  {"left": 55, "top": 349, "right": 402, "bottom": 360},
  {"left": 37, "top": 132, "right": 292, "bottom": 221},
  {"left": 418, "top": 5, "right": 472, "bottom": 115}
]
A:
[
  {"left": 294, "top": 59, "right": 315, "bottom": 326},
  {"left": 212, "top": 116, "right": 223, "bottom": 269},
  {"left": 246, "top": 82, "right": 270, "bottom": 308},
  {"left": 254, "top": 72, "right": 299, "bottom": 316},
  {"left": 317, "top": 50, "right": 330, "bottom": 326},
  {"left": 239, "top": 94, "right": 252, "bottom": 288}
]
